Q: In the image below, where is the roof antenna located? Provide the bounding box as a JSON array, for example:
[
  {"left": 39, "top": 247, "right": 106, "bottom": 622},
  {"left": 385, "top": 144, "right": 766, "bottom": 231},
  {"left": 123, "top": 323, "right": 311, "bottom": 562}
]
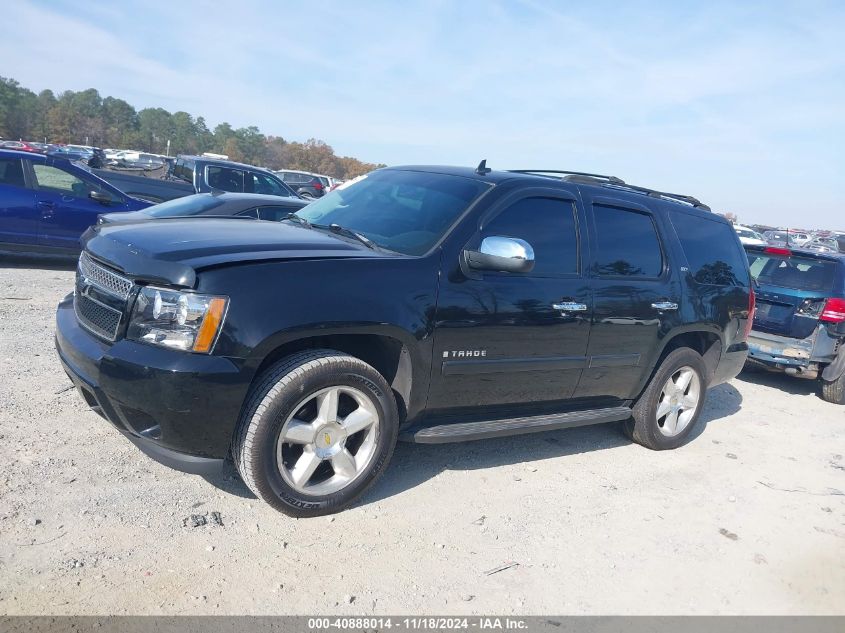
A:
[{"left": 475, "top": 159, "right": 491, "bottom": 175}]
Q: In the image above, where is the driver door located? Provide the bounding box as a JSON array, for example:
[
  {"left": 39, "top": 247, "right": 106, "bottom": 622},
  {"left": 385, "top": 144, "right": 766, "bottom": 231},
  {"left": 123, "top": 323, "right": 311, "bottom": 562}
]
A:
[{"left": 31, "top": 161, "right": 115, "bottom": 250}]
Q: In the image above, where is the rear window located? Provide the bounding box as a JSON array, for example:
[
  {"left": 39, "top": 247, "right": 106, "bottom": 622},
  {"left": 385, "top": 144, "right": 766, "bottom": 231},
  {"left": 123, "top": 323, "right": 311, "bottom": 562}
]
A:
[
  {"left": 672, "top": 212, "right": 750, "bottom": 286},
  {"left": 746, "top": 251, "right": 837, "bottom": 293},
  {"left": 145, "top": 194, "right": 226, "bottom": 218}
]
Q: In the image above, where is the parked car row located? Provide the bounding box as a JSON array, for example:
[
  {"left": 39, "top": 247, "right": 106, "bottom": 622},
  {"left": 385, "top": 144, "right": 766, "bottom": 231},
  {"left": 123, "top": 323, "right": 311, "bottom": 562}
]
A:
[
  {"left": 0, "top": 149, "right": 304, "bottom": 255},
  {"left": 757, "top": 228, "right": 845, "bottom": 254}
]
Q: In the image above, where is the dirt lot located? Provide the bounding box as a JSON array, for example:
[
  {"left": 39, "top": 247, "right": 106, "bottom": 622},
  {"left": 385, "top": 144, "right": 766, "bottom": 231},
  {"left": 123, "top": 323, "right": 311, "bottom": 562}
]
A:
[{"left": 0, "top": 259, "right": 843, "bottom": 616}]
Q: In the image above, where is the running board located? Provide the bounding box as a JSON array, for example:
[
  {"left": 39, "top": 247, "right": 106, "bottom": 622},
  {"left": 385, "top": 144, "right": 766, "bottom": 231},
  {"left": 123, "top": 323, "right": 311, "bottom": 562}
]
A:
[{"left": 402, "top": 406, "right": 632, "bottom": 444}]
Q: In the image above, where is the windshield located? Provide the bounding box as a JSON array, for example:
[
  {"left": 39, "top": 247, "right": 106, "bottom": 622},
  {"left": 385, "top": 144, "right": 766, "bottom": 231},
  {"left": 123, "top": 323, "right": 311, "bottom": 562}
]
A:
[
  {"left": 294, "top": 170, "right": 491, "bottom": 255},
  {"left": 145, "top": 194, "right": 227, "bottom": 218}
]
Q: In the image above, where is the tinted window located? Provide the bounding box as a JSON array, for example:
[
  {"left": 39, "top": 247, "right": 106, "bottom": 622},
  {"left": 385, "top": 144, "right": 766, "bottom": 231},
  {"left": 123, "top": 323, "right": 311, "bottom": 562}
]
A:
[
  {"left": 673, "top": 212, "right": 749, "bottom": 286},
  {"left": 238, "top": 208, "right": 260, "bottom": 219},
  {"left": 207, "top": 166, "right": 244, "bottom": 192},
  {"left": 145, "top": 194, "right": 227, "bottom": 218},
  {"left": 481, "top": 197, "right": 578, "bottom": 276},
  {"left": 247, "top": 172, "right": 293, "bottom": 197},
  {"left": 296, "top": 170, "right": 490, "bottom": 255},
  {"left": 0, "top": 159, "right": 26, "bottom": 187},
  {"left": 747, "top": 252, "right": 836, "bottom": 292},
  {"left": 593, "top": 205, "right": 662, "bottom": 277}
]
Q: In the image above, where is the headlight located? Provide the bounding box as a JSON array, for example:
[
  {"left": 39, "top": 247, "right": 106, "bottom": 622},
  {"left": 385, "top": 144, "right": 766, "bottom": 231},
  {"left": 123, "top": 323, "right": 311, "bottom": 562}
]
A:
[{"left": 128, "top": 286, "right": 228, "bottom": 353}]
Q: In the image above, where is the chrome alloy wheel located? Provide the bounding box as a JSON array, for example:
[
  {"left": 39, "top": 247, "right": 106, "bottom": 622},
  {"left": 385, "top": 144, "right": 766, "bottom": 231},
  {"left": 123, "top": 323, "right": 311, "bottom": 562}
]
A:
[
  {"left": 276, "top": 386, "right": 380, "bottom": 495},
  {"left": 655, "top": 366, "right": 701, "bottom": 437}
]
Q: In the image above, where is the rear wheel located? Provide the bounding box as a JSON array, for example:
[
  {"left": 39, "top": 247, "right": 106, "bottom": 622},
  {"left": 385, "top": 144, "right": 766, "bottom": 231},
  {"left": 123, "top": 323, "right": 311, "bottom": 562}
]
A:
[
  {"left": 624, "top": 348, "right": 708, "bottom": 450},
  {"left": 233, "top": 350, "right": 398, "bottom": 517},
  {"left": 821, "top": 373, "right": 845, "bottom": 405}
]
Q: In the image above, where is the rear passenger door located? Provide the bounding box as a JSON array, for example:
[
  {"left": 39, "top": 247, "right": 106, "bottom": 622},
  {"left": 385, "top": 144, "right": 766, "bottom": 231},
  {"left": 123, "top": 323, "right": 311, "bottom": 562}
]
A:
[
  {"left": 0, "top": 157, "right": 37, "bottom": 245},
  {"left": 576, "top": 195, "right": 681, "bottom": 401}
]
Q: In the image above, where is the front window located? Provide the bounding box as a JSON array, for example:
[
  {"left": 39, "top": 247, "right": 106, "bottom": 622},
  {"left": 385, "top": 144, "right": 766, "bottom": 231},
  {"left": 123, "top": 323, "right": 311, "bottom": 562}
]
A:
[
  {"left": 247, "top": 171, "right": 294, "bottom": 197},
  {"left": 33, "top": 164, "right": 107, "bottom": 198},
  {"left": 294, "top": 170, "right": 491, "bottom": 255}
]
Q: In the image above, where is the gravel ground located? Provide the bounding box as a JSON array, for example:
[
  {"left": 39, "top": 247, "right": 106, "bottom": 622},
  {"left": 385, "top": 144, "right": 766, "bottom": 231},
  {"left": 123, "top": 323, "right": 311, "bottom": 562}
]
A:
[{"left": 0, "top": 259, "right": 843, "bottom": 615}]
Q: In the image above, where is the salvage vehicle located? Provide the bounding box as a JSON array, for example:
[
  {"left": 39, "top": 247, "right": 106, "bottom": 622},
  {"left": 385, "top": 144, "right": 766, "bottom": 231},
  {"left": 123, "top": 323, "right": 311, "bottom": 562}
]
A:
[
  {"left": 744, "top": 244, "right": 845, "bottom": 403},
  {"left": 55, "top": 163, "right": 753, "bottom": 516},
  {"left": 98, "top": 192, "right": 310, "bottom": 225},
  {"left": 0, "top": 149, "right": 151, "bottom": 256},
  {"left": 92, "top": 155, "right": 300, "bottom": 204}
]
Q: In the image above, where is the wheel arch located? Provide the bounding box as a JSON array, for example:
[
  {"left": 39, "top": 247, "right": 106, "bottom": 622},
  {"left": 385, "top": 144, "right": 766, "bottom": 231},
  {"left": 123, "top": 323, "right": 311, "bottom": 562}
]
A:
[
  {"left": 247, "top": 327, "right": 424, "bottom": 424},
  {"left": 635, "top": 327, "right": 723, "bottom": 399}
]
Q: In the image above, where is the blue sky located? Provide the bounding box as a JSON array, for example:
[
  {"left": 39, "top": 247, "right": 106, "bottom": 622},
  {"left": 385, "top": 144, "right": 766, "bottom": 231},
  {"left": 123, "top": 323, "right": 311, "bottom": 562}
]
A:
[{"left": 2, "top": 0, "right": 843, "bottom": 227}]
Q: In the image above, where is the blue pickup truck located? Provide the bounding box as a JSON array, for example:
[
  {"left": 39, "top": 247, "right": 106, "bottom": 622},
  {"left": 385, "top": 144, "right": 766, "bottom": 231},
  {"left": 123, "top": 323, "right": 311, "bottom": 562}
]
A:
[{"left": 0, "top": 149, "right": 151, "bottom": 257}]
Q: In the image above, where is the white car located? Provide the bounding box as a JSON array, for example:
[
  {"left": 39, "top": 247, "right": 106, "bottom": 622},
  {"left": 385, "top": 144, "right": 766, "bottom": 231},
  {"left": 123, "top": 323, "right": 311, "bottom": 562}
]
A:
[{"left": 734, "top": 225, "right": 767, "bottom": 246}]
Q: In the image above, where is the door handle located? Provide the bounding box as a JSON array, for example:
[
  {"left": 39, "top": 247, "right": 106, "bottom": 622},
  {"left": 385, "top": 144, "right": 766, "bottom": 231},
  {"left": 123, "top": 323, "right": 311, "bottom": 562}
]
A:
[
  {"left": 553, "top": 302, "right": 588, "bottom": 312},
  {"left": 36, "top": 200, "right": 55, "bottom": 218},
  {"left": 651, "top": 301, "right": 679, "bottom": 311}
]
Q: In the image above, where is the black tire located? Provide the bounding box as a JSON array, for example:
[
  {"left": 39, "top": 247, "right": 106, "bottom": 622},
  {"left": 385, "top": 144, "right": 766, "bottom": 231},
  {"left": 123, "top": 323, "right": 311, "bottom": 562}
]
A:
[
  {"left": 625, "top": 347, "right": 708, "bottom": 450},
  {"left": 233, "top": 349, "right": 398, "bottom": 517},
  {"left": 821, "top": 373, "right": 845, "bottom": 405}
]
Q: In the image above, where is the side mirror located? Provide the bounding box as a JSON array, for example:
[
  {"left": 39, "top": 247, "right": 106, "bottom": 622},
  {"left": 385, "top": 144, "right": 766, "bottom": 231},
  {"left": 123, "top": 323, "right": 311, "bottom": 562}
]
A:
[
  {"left": 89, "top": 190, "right": 113, "bottom": 205},
  {"left": 464, "top": 236, "right": 535, "bottom": 273}
]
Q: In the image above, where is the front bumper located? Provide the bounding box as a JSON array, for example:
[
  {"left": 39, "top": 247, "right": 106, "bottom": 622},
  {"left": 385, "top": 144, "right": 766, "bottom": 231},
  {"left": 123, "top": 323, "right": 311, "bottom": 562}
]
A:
[{"left": 55, "top": 293, "right": 250, "bottom": 474}]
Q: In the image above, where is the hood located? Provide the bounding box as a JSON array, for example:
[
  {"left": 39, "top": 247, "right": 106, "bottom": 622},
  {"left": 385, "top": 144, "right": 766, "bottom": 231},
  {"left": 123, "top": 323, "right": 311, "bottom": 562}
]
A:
[{"left": 81, "top": 218, "right": 385, "bottom": 288}]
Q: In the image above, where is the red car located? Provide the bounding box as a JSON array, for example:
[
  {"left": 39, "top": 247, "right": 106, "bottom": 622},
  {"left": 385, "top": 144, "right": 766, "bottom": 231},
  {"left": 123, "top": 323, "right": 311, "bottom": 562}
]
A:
[{"left": 0, "top": 140, "right": 44, "bottom": 153}]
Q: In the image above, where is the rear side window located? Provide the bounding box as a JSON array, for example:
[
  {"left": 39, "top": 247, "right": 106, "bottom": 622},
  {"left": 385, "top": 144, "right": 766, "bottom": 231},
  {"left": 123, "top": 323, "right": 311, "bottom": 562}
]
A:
[
  {"left": 593, "top": 205, "right": 663, "bottom": 277},
  {"left": 0, "top": 158, "right": 26, "bottom": 187},
  {"left": 746, "top": 252, "right": 836, "bottom": 293},
  {"left": 672, "top": 212, "right": 749, "bottom": 287},
  {"left": 482, "top": 197, "right": 578, "bottom": 276},
  {"left": 207, "top": 166, "right": 245, "bottom": 192}
]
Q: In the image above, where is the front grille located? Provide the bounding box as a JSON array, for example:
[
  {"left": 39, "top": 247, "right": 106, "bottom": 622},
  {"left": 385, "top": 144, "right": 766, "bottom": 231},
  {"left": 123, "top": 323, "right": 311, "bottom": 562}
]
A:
[
  {"left": 74, "top": 293, "right": 123, "bottom": 341},
  {"left": 78, "top": 252, "right": 133, "bottom": 299}
]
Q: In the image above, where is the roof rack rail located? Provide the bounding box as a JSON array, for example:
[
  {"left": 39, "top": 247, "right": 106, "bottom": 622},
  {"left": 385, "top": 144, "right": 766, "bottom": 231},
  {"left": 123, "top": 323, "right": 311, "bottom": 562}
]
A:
[
  {"left": 508, "top": 169, "right": 625, "bottom": 185},
  {"left": 507, "top": 169, "right": 710, "bottom": 211}
]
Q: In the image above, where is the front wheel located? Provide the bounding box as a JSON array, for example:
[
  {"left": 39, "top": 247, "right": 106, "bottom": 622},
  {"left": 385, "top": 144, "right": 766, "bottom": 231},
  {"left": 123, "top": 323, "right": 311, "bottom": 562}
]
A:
[
  {"left": 624, "top": 348, "right": 708, "bottom": 450},
  {"left": 233, "top": 350, "right": 398, "bottom": 517},
  {"left": 821, "top": 373, "right": 845, "bottom": 405}
]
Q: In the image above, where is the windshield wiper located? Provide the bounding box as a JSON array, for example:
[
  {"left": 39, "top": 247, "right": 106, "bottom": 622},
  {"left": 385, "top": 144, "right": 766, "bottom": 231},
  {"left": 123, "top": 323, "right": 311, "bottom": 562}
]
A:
[
  {"left": 315, "top": 223, "right": 377, "bottom": 250},
  {"left": 282, "top": 213, "right": 312, "bottom": 229}
]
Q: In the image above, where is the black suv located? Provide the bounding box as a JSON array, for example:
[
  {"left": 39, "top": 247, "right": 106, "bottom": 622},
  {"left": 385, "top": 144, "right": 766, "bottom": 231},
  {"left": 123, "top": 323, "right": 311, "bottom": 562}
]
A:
[
  {"left": 55, "top": 164, "right": 753, "bottom": 516},
  {"left": 744, "top": 244, "right": 845, "bottom": 403},
  {"left": 276, "top": 170, "right": 326, "bottom": 198}
]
